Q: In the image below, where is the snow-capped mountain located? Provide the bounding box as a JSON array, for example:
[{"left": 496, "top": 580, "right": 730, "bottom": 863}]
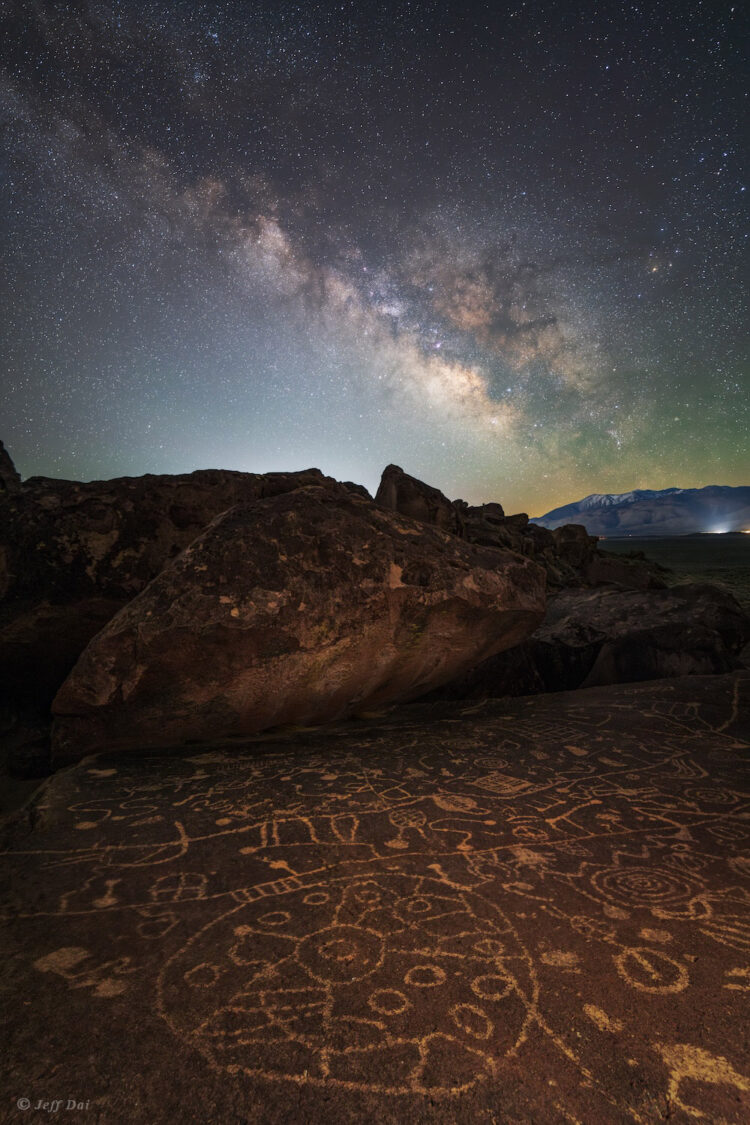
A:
[
  {"left": 573, "top": 488, "right": 685, "bottom": 511},
  {"left": 532, "top": 485, "right": 750, "bottom": 536}
]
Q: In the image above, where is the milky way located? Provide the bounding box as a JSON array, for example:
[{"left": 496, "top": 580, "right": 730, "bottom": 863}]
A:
[{"left": 1, "top": 2, "right": 747, "bottom": 513}]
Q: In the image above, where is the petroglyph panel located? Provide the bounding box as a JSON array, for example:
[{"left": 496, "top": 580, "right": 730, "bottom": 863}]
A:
[
  {"left": 2, "top": 672, "right": 749, "bottom": 1121},
  {"left": 158, "top": 874, "right": 536, "bottom": 1094}
]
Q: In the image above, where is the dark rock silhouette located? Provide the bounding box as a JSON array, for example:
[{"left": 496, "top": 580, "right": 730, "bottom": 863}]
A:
[
  {"left": 430, "top": 582, "right": 750, "bottom": 699},
  {"left": 52, "top": 485, "right": 545, "bottom": 761},
  {"left": 375, "top": 463, "right": 462, "bottom": 532},
  {"left": 0, "top": 440, "right": 21, "bottom": 495}
]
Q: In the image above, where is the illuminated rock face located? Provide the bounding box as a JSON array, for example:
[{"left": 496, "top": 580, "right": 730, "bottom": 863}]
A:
[
  {"left": 0, "top": 456, "right": 660, "bottom": 715},
  {"left": 0, "top": 465, "right": 355, "bottom": 707},
  {"left": 52, "top": 486, "right": 545, "bottom": 761}
]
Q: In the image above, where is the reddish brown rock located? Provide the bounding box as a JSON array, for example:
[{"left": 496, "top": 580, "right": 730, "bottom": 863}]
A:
[
  {"left": 52, "top": 486, "right": 545, "bottom": 761},
  {"left": 0, "top": 465, "right": 346, "bottom": 706},
  {"left": 429, "top": 581, "right": 750, "bottom": 699},
  {"left": 373, "top": 463, "right": 664, "bottom": 591},
  {"left": 582, "top": 548, "right": 667, "bottom": 589},
  {"left": 4, "top": 673, "right": 749, "bottom": 1122},
  {"left": 543, "top": 523, "right": 597, "bottom": 574},
  {"left": 375, "top": 463, "right": 461, "bottom": 532}
]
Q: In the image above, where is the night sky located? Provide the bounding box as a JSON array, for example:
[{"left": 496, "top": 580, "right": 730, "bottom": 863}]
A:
[{"left": 1, "top": 1, "right": 747, "bottom": 514}]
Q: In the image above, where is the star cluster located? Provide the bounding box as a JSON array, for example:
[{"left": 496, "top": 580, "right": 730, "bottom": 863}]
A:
[{"left": 1, "top": 1, "right": 746, "bottom": 513}]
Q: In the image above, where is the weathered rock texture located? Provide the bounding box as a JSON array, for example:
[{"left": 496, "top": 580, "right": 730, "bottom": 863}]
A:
[
  {"left": 1, "top": 455, "right": 666, "bottom": 715},
  {"left": 0, "top": 464, "right": 362, "bottom": 707},
  {"left": 52, "top": 486, "right": 545, "bottom": 761},
  {"left": 375, "top": 464, "right": 665, "bottom": 590},
  {"left": 375, "top": 463, "right": 464, "bottom": 533},
  {"left": 430, "top": 582, "right": 750, "bottom": 700},
  {"left": 3, "top": 673, "right": 749, "bottom": 1123}
]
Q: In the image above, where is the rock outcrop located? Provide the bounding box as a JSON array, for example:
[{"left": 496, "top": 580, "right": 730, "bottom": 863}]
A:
[
  {"left": 0, "top": 457, "right": 665, "bottom": 714},
  {"left": 52, "top": 486, "right": 546, "bottom": 761},
  {"left": 5, "top": 448, "right": 737, "bottom": 771},
  {"left": 0, "top": 465, "right": 349, "bottom": 707},
  {"left": 374, "top": 464, "right": 665, "bottom": 590},
  {"left": 375, "top": 463, "right": 462, "bottom": 532},
  {"left": 0, "top": 440, "right": 21, "bottom": 495},
  {"left": 430, "top": 582, "right": 750, "bottom": 699}
]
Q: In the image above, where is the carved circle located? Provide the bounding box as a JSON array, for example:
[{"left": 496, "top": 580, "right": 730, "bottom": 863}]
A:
[
  {"left": 614, "top": 947, "right": 689, "bottom": 994},
  {"left": 471, "top": 972, "right": 513, "bottom": 1002},
  {"left": 369, "top": 989, "right": 411, "bottom": 1015},
  {"left": 184, "top": 963, "right": 222, "bottom": 989},
  {"left": 451, "top": 1004, "right": 494, "bottom": 1040},
  {"left": 590, "top": 866, "right": 697, "bottom": 908},
  {"left": 404, "top": 964, "right": 446, "bottom": 988},
  {"left": 157, "top": 873, "right": 536, "bottom": 1097},
  {"left": 297, "top": 925, "right": 383, "bottom": 984}
]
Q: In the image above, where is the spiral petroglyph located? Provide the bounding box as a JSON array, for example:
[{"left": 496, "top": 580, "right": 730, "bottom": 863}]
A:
[{"left": 589, "top": 866, "right": 699, "bottom": 910}]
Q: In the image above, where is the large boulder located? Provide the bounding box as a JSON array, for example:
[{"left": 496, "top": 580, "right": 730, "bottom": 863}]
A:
[
  {"left": 0, "top": 465, "right": 362, "bottom": 707},
  {"left": 52, "top": 486, "right": 546, "bottom": 762},
  {"left": 581, "top": 548, "right": 667, "bottom": 590},
  {"left": 429, "top": 582, "right": 750, "bottom": 699}
]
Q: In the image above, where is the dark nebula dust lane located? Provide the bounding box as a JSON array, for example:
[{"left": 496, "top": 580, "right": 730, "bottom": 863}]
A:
[{"left": 1, "top": 1, "right": 747, "bottom": 513}]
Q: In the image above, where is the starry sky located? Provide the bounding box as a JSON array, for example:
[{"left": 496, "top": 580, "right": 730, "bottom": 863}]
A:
[{"left": 1, "top": 1, "right": 747, "bottom": 514}]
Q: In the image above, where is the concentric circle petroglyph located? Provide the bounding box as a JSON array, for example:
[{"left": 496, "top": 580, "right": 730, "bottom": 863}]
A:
[
  {"left": 590, "top": 866, "right": 699, "bottom": 909},
  {"left": 157, "top": 873, "right": 537, "bottom": 1096},
  {"left": 297, "top": 924, "right": 384, "bottom": 984},
  {"left": 683, "top": 785, "right": 740, "bottom": 805}
]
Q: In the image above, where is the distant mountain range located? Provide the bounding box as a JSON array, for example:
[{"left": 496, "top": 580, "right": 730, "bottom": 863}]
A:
[{"left": 532, "top": 485, "right": 750, "bottom": 537}]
